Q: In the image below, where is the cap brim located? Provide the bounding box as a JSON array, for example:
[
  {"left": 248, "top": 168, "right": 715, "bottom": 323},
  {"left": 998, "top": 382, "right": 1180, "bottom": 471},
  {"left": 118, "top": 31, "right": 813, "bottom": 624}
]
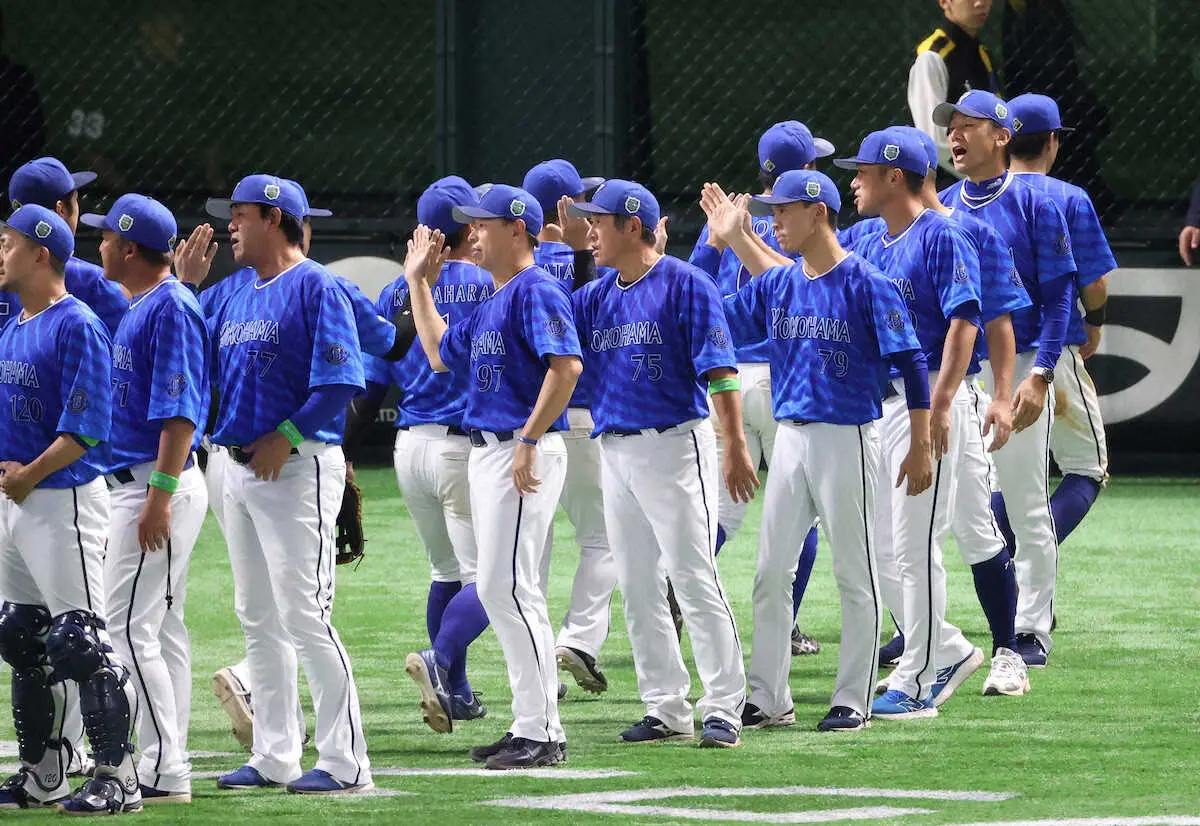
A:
[
  {"left": 832, "top": 157, "right": 869, "bottom": 170},
  {"left": 566, "top": 201, "right": 615, "bottom": 218},
  {"left": 205, "top": 198, "right": 233, "bottom": 219},
  {"left": 70, "top": 171, "right": 98, "bottom": 190},
  {"left": 748, "top": 199, "right": 779, "bottom": 217},
  {"left": 1057, "top": 126, "right": 1077, "bottom": 134},
  {"left": 451, "top": 205, "right": 502, "bottom": 223},
  {"left": 307, "top": 207, "right": 334, "bottom": 217},
  {"left": 78, "top": 213, "right": 110, "bottom": 230},
  {"left": 579, "top": 176, "right": 605, "bottom": 191},
  {"left": 932, "top": 101, "right": 1001, "bottom": 128},
  {"left": 813, "top": 137, "right": 836, "bottom": 158}
]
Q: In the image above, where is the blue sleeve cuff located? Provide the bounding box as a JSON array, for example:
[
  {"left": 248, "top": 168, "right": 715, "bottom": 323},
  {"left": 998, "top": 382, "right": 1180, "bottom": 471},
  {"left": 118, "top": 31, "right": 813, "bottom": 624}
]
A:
[
  {"left": 892, "top": 349, "right": 931, "bottom": 410},
  {"left": 291, "top": 383, "right": 362, "bottom": 439},
  {"left": 688, "top": 243, "right": 722, "bottom": 277},
  {"left": 1035, "top": 274, "right": 1072, "bottom": 370}
]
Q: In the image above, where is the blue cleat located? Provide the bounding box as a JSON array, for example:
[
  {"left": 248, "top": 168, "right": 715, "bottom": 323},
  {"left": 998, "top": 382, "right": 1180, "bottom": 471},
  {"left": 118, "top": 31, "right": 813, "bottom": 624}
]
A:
[
  {"left": 871, "top": 689, "right": 938, "bottom": 720},
  {"left": 1015, "top": 633, "right": 1048, "bottom": 668},
  {"left": 450, "top": 692, "right": 487, "bottom": 721},
  {"left": 878, "top": 634, "right": 904, "bottom": 669},
  {"left": 929, "top": 647, "right": 985, "bottom": 706},
  {"left": 405, "top": 648, "right": 453, "bottom": 733},
  {"left": 620, "top": 716, "right": 693, "bottom": 743},
  {"left": 817, "top": 706, "right": 870, "bottom": 732},
  {"left": 698, "top": 717, "right": 741, "bottom": 748},
  {"left": 216, "top": 764, "right": 281, "bottom": 790},
  {"left": 286, "top": 769, "right": 374, "bottom": 795}
]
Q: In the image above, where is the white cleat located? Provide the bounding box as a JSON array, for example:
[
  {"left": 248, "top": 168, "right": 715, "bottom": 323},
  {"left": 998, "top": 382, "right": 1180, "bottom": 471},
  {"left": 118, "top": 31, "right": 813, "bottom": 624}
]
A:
[
  {"left": 212, "top": 666, "right": 254, "bottom": 750},
  {"left": 982, "top": 647, "right": 1032, "bottom": 697}
]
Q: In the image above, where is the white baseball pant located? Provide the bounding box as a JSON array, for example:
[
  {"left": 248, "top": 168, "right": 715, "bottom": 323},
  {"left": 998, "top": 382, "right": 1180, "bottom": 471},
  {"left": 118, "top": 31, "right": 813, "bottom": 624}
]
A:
[
  {"left": 983, "top": 351, "right": 1058, "bottom": 650},
  {"left": 748, "top": 420, "right": 882, "bottom": 717},
  {"left": 550, "top": 407, "right": 616, "bottom": 659},
  {"left": 1051, "top": 345, "right": 1108, "bottom": 483},
  {"left": 393, "top": 425, "right": 477, "bottom": 583},
  {"left": 874, "top": 377, "right": 967, "bottom": 700},
  {"left": 600, "top": 418, "right": 745, "bottom": 732},
  {"left": 469, "top": 431, "right": 566, "bottom": 744},
  {"left": 104, "top": 461, "right": 207, "bottom": 793},
  {"left": 222, "top": 443, "right": 370, "bottom": 785},
  {"left": 712, "top": 362, "right": 776, "bottom": 543}
]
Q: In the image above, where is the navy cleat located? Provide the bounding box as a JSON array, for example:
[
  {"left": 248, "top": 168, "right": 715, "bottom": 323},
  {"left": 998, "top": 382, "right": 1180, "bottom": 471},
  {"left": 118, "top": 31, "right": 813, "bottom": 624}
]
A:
[
  {"left": 817, "top": 706, "right": 870, "bottom": 732},
  {"left": 216, "top": 764, "right": 281, "bottom": 790},
  {"left": 698, "top": 717, "right": 741, "bottom": 748},
  {"left": 287, "top": 769, "right": 374, "bottom": 795},
  {"left": 791, "top": 626, "right": 821, "bottom": 656},
  {"left": 878, "top": 634, "right": 904, "bottom": 669},
  {"left": 556, "top": 646, "right": 608, "bottom": 694},
  {"left": 485, "top": 738, "right": 564, "bottom": 770},
  {"left": 56, "top": 774, "right": 142, "bottom": 815},
  {"left": 740, "top": 703, "right": 795, "bottom": 729},
  {"left": 405, "top": 648, "right": 454, "bottom": 733},
  {"left": 1015, "top": 633, "right": 1048, "bottom": 669},
  {"left": 0, "top": 769, "right": 69, "bottom": 809},
  {"left": 450, "top": 691, "right": 487, "bottom": 721},
  {"left": 620, "top": 716, "right": 693, "bottom": 743},
  {"left": 871, "top": 689, "right": 937, "bottom": 720},
  {"left": 138, "top": 784, "right": 191, "bottom": 804},
  {"left": 470, "top": 733, "right": 513, "bottom": 763},
  {"left": 929, "top": 647, "right": 985, "bottom": 706}
]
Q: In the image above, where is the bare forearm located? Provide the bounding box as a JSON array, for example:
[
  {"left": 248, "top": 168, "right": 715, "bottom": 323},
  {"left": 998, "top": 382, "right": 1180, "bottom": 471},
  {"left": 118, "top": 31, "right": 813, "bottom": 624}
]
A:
[
  {"left": 933, "top": 318, "right": 978, "bottom": 407},
  {"left": 727, "top": 230, "right": 791, "bottom": 276},
  {"left": 155, "top": 418, "right": 196, "bottom": 477},
  {"left": 1080, "top": 276, "right": 1108, "bottom": 311},
  {"left": 521, "top": 357, "right": 581, "bottom": 441},
  {"left": 907, "top": 407, "right": 932, "bottom": 448},
  {"left": 707, "top": 367, "right": 747, "bottom": 447},
  {"left": 26, "top": 435, "right": 87, "bottom": 486},
  {"left": 984, "top": 315, "right": 1016, "bottom": 402},
  {"left": 407, "top": 279, "right": 449, "bottom": 371}
]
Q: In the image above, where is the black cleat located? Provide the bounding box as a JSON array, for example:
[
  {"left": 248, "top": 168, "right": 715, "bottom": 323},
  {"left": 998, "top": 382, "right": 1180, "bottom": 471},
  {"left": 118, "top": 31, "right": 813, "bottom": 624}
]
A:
[
  {"left": 469, "top": 733, "right": 513, "bottom": 763},
  {"left": 485, "top": 738, "right": 564, "bottom": 770}
]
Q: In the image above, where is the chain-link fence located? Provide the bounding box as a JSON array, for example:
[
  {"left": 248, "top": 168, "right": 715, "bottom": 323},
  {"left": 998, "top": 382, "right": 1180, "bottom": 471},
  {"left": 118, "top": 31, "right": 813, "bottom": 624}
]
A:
[{"left": 3, "top": 0, "right": 1196, "bottom": 251}]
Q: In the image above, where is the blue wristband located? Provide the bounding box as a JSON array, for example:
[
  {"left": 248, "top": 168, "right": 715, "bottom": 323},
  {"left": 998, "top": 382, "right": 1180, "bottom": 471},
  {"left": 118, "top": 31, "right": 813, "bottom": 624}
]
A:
[{"left": 517, "top": 436, "right": 538, "bottom": 446}]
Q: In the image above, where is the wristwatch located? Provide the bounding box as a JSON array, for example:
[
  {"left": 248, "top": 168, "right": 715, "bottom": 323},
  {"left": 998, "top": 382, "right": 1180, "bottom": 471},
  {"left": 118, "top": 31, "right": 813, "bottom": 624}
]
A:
[{"left": 1030, "top": 366, "right": 1054, "bottom": 385}]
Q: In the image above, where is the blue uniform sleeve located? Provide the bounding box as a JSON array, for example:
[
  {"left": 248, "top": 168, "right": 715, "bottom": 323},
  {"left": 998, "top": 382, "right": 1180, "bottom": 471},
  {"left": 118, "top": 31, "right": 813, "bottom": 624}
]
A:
[
  {"left": 146, "top": 303, "right": 207, "bottom": 429},
  {"left": 865, "top": 274, "right": 922, "bottom": 357},
  {"left": 57, "top": 319, "right": 112, "bottom": 444},
  {"left": 521, "top": 279, "right": 582, "bottom": 362},
  {"left": 339, "top": 276, "right": 396, "bottom": 358},
  {"left": 1065, "top": 194, "right": 1116, "bottom": 288},
  {"left": 681, "top": 269, "right": 737, "bottom": 378},
  {"left": 306, "top": 278, "right": 365, "bottom": 391},
  {"left": 722, "top": 271, "right": 771, "bottom": 346},
  {"left": 892, "top": 349, "right": 931, "bottom": 410},
  {"left": 363, "top": 352, "right": 390, "bottom": 386},
  {"left": 1032, "top": 198, "right": 1078, "bottom": 284},
  {"left": 977, "top": 226, "right": 1032, "bottom": 322},
  {"left": 930, "top": 225, "right": 982, "bottom": 321},
  {"left": 438, "top": 317, "right": 473, "bottom": 373},
  {"left": 688, "top": 226, "right": 722, "bottom": 278},
  {"left": 1034, "top": 275, "right": 1071, "bottom": 371},
  {"left": 65, "top": 259, "right": 128, "bottom": 337}
]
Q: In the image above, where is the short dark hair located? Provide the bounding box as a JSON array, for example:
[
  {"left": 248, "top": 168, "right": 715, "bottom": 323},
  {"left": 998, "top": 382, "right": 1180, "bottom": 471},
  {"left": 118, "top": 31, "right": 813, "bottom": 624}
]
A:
[
  {"left": 134, "top": 242, "right": 171, "bottom": 267},
  {"left": 1008, "top": 130, "right": 1054, "bottom": 161},
  {"left": 255, "top": 204, "right": 304, "bottom": 247},
  {"left": 758, "top": 169, "right": 779, "bottom": 190},
  {"left": 614, "top": 214, "right": 656, "bottom": 245},
  {"left": 48, "top": 252, "right": 66, "bottom": 276},
  {"left": 901, "top": 170, "right": 926, "bottom": 195},
  {"left": 446, "top": 224, "right": 471, "bottom": 250}
]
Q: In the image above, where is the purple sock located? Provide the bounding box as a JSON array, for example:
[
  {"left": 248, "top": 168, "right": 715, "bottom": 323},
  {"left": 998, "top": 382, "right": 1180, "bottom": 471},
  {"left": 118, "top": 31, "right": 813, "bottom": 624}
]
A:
[
  {"left": 791, "top": 526, "right": 819, "bottom": 622},
  {"left": 1051, "top": 474, "right": 1101, "bottom": 544},
  {"left": 426, "top": 581, "right": 462, "bottom": 644},
  {"left": 433, "top": 583, "right": 490, "bottom": 697},
  {"left": 714, "top": 524, "right": 727, "bottom": 556},
  {"left": 970, "top": 549, "right": 1019, "bottom": 653},
  {"left": 990, "top": 492, "right": 1016, "bottom": 555}
]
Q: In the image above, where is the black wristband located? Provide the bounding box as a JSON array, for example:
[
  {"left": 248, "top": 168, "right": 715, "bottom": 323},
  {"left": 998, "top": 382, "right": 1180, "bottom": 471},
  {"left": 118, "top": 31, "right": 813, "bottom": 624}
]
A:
[{"left": 1084, "top": 305, "right": 1106, "bottom": 327}]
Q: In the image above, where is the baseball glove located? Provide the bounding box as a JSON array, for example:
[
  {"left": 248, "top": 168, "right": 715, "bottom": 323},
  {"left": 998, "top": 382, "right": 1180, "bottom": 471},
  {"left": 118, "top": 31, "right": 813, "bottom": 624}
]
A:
[{"left": 336, "top": 477, "right": 366, "bottom": 567}]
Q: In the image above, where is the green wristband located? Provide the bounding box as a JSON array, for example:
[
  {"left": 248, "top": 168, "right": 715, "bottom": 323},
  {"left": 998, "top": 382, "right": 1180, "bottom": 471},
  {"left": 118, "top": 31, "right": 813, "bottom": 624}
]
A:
[
  {"left": 147, "top": 471, "right": 179, "bottom": 494},
  {"left": 277, "top": 419, "right": 304, "bottom": 448},
  {"left": 708, "top": 376, "right": 741, "bottom": 395}
]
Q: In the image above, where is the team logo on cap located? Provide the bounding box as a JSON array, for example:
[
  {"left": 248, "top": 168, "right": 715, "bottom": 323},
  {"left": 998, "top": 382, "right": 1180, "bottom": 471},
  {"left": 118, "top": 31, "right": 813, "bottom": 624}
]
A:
[
  {"left": 67, "top": 388, "right": 89, "bottom": 414},
  {"left": 168, "top": 235, "right": 177, "bottom": 250},
  {"left": 34, "top": 220, "right": 52, "bottom": 239},
  {"left": 1012, "top": 117, "right": 1023, "bottom": 133},
  {"left": 264, "top": 183, "right": 281, "bottom": 200},
  {"left": 763, "top": 159, "right": 776, "bottom": 173},
  {"left": 624, "top": 196, "right": 641, "bottom": 214},
  {"left": 10, "top": 199, "right": 20, "bottom": 210},
  {"left": 883, "top": 144, "right": 900, "bottom": 162},
  {"left": 886, "top": 309, "right": 906, "bottom": 332},
  {"left": 805, "top": 181, "right": 821, "bottom": 198},
  {"left": 118, "top": 214, "right": 134, "bottom": 232},
  {"left": 167, "top": 373, "right": 188, "bottom": 399},
  {"left": 510, "top": 200, "right": 526, "bottom": 217},
  {"left": 995, "top": 103, "right": 1008, "bottom": 120}
]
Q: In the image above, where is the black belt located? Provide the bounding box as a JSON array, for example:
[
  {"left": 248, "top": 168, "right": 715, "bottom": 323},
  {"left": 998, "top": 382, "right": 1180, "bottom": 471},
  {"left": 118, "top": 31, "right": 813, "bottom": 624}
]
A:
[
  {"left": 468, "top": 429, "right": 513, "bottom": 447},
  {"left": 883, "top": 384, "right": 900, "bottom": 400},
  {"left": 230, "top": 446, "right": 298, "bottom": 465},
  {"left": 397, "top": 424, "right": 468, "bottom": 436},
  {"left": 108, "top": 455, "right": 195, "bottom": 487},
  {"left": 785, "top": 419, "right": 817, "bottom": 426},
  {"left": 607, "top": 425, "right": 677, "bottom": 437}
]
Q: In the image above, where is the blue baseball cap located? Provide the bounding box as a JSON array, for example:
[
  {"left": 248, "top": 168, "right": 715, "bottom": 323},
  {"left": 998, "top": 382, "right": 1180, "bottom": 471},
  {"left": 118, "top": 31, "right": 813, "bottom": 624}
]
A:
[
  {"left": 205, "top": 174, "right": 308, "bottom": 221},
  {"left": 9, "top": 157, "right": 97, "bottom": 211},
  {"left": 522, "top": 159, "right": 605, "bottom": 218},
  {"left": 758, "top": 121, "right": 836, "bottom": 177},
  {"left": 282, "top": 178, "right": 333, "bottom": 218},
  {"left": 834, "top": 130, "right": 931, "bottom": 177},
  {"left": 886, "top": 126, "right": 939, "bottom": 173},
  {"left": 933, "top": 90, "right": 1013, "bottom": 131},
  {"left": 566, "top": 179, "right": 660, "bottom": 231},
  {"left": 1008, "top": 93, "right": 1075, "bottom": 135},
  {"left": 750, "top": 170, "right": 841, "bottom": 216},
  {"left": 452, "top": 184, "right": 544, "bottom": 236},
  {"left": 79, "top": 194, "right": 178, "bottom": 253},
  {"left": 418, "top": 175, "right": 479, "bottom": 236},
  {"left": 0, "top": 204, "right": 75, "bottom": 265}
]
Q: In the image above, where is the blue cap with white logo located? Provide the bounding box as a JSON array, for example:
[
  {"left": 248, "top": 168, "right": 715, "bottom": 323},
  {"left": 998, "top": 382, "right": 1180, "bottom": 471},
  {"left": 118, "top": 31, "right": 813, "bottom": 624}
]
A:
[
  {"left": 833, "top": 130, "right": 931, "bottom": 177},
  {"left": 886, "top": 126, "right": 939, "bottom": 173},
  {"left": 1008, "top": 93, "right": 1075, "bottom": 135},
  {"left": 522, "top": 159, "right": 605, "bottom": 218},
  {"left": 758, "top": 121, "right": 836, "bottom": 178},
  {"left": 419, "top": 176, "right": 480, "bottom": 236},
  {"left": 282, "top": 178, "right": 333, "bottom": 218},
  {"left": 566, "top": 179, "right": 660, "bottom": 231},
  {"left": 0, "top": 203, "right": 75, "bottom": 264},
  {"left": 8, "top": 157, "right": 97, "bottom": 212},
  {"left": 452, "top": 184, "right": 544, "bottom": 236},
  {"left": 205, "top": 174, "right": 308, "bottom": 221},
  {"left": 79, "top": 193, "right": 178, "bottom": 253},
  {"left": 933, "top": 90, "right": 1014, "bottom": 131},
  {"left": 749, "top": 170, "right": 841, "bottom": 216}
]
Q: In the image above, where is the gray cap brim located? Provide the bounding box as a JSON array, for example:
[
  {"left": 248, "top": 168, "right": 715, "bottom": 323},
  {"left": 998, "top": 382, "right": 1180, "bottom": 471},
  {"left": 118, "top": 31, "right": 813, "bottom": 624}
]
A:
[
  {"left": 307, "top": 207, "right": 334, "bottom": 217},
  {"left": 71, "top": 171, "right": 98, "bottom": 190},
  {"left": 78, "top": 213, "right": 109, "bottom": 230},
  {"left": 832, "top": 157, "right": 868, "bottom": 170},
  {"left": 451, "top": 205, "right": 502, "bottom": 223},
  {"left": 205, "top": 198, "right": 233, "bottom": 219},
  {"left": 813, "top": 138, "right": 836, "bottom": 158},
  {"left": 579, "top": 176, "right": 605, "bottom": 191},
  {"left": 566, "top": 201, "right": 615, "bottom": 218}
]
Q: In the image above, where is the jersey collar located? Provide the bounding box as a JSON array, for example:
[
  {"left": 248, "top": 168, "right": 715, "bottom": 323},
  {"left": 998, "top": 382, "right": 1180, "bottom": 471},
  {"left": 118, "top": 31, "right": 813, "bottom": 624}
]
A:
[
  {"left": 958, "top": 172, "right": 1013, "bottom": 211},
  {"left": 16, "top": 293, "right": 74, "bottom": 326},
  {"left": 616, "top": 255, "right": 663, "bottom": 291},
  {"left": 129, "top": 275, "right": 175, "bottom": 308},
  {"left": 254, "top": 259, "right": 306, "bottom": 290},
  {"left": 880, "top": 209, "right": 931, "bottom": 248}
]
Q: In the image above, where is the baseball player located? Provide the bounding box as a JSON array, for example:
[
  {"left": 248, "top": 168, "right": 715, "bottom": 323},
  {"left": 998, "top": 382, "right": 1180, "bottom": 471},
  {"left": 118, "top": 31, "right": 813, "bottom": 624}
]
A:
[
  {"left": 936, "top": 91, "right": 1077, "bottom": 668},
  {"left": 709, "top": 169, "right": 931, "bottom": 731},
  {"left": 353, "top": 176, "right": 494, "bottom": 730},
  {"left": 404, "top": 185, "right": 582, "bottom": 770},
  {"left": 832, "top": 129, "right": 982, "bottom": 719},
  {"left": 691, "top": 120, "right": 834, "bottom": 657},
  {"left": 569, "top": 180, "right": 757, "bottom": 748},
  {"left": 206, "top": 174, "right": 371, "bottom": 794},
  {"left": 81, "top": 195, "right": 209, "bottom": 804},
  {"left": 0, "top": 205, "right": 141, "bottom": 814},
  {"left": 522, "top": 159, "right": 615, "bottom": 694},
  {"left": 1007, "top": 93, "right": 1114, "bottom": 546}
]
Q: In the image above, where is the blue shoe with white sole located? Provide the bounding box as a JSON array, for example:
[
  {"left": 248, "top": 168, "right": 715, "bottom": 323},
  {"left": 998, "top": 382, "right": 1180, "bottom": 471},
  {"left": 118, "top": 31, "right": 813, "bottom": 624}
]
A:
[
  {"left": 929, "top": 647, "right": 985, "bottom": 707},
  {"left": 871, "top": 689, "right": 938, "bottom": 719},
  {"left": 286, "top": 769, "right": 374, "bottom": 795},
  {"left": 217, "top": 765, "right": 280, "bottom": 790}
]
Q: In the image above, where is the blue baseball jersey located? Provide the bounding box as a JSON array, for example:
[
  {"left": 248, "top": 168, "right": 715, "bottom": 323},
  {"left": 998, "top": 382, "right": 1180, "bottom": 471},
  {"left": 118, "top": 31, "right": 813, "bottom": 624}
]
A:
[
  {"left": 0, "top": 257, "right": 128, "bottom": 337},
  {"left": 211, "top": 259, "right": 365, "bottom": 446},
  {"left": 1011, "top": 172, "right": 1116, "bottom": 347},
  {"left": 940, "top": 174, "right": 1077, "bottom": 354},
  {"left": 856, "top": 210, "right": 981, "bottom": 371},
  {"left": 837, "top": 217, "right": 885, "bottom": 253},
  {"left": 438, "top": 266, "right": 581, "bottom": 433},
  {"left": 369, "top": 260, "right": 493, "bottom": 427},
  {"left": 0, "top": 296, "right": 112, "bottom": 488},
  {"left": 574, "top": 255, "right": 737, "bottom": 434},
  {"left": 690, "top": 220, "right": 788, "bottom": 363},
  {"left": 335, "top": 275, "right": 396, "bottom": 358},
  {"left": 108, "top": 278, "right": 209, "bottom": 471},
  {"left": 534, "top": 241, "right": 591, "bottom": 408},
  {"left": 724, "top": 252, "right": 921, "bottom": 425},
  {"left": 199, "top": 267, "right": 255, "bottom": 320}
]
